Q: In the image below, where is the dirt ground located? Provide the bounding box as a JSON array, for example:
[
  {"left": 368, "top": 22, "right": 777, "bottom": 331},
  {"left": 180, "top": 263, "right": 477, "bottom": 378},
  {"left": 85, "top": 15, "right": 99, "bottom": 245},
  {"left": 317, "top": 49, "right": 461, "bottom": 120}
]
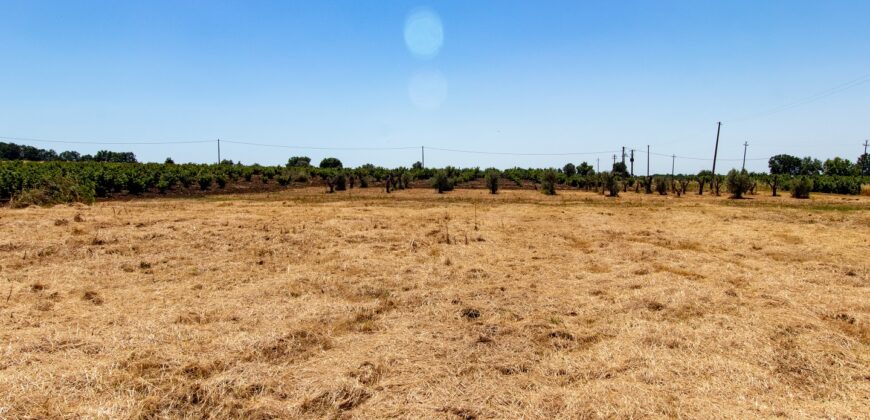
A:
[{"left": 1, "top": 188, "right": 868, "bottom": 419}]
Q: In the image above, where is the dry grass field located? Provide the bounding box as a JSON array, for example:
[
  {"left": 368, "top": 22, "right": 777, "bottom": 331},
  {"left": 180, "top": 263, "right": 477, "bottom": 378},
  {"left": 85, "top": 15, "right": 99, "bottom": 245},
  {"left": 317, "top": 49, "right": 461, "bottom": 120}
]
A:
[{"left": 1, "top": 188, "right": 869, "bottom": 419}]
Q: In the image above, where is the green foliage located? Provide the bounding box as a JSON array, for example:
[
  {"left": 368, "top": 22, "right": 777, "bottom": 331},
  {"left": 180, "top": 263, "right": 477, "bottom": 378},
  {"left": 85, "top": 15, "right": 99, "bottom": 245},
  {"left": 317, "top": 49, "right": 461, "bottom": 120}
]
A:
[
  {"left": 791, "top": 176, "right": 812, "bottom": 199},
  {"left": 540, "top": 170, "right": 557, "bottom": 195},
  {"left": 10, "top": 175, "right": 95, "bottom": 208},
  {"left": 319, "top": 157, "right": 343, "bottom": 169},
  {"left": 197, "top": 171, "right": 213, "bottom": 190},
  {"left": 562, "top": 163, "right": 576, "bottom": 177},
  {"left": 768, "top": 154, "right": 801, "bottom": 175},
  {"left": 577, "top": 162, "right": 595, "bottom": 176},
  {"left": 603, "top": 172, "right": 619, "bottom": 197},
  {"left": 612, "top": 162, "right": 628, "bottom": 177},
  {"left": 287, "top": 156, "right": 311, "bottom": 167},
  {"left": 484, "top": 168, "right": 500, "bottom": 194},
  {"left": 431, "top": 170, "right": 454, "bottom": 193},
  {"left": 164, "top": 157, "right": 175, "bottom": 165},
  {"left": 823, "top": 157, "right": 856, "bottom": 176},
  {"left": 725, "top": 169, "right": 752, "bottom": 198},
  {"left": 858, "top": 153, "right": 870, "bottom": 176}
]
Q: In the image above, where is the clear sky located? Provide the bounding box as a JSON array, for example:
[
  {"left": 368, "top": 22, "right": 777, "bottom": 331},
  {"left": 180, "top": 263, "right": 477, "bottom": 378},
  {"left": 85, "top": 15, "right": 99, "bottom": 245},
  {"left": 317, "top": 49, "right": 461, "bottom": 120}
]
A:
[{"left": 2, "top": 0, "right": 869, "bottom": 173}]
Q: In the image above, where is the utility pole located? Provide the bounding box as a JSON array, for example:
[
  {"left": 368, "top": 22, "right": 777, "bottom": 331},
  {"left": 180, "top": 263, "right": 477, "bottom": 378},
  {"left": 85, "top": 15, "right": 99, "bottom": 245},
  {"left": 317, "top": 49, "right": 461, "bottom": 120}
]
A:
[
  {"left": 741, "top": 141, "right": 749, "bottom": 171},
  {"left": 421, "top": 146, "right": 425, "bottom": 168},
  {"left": 621, "top": 146, "right": 626, "bottom": 165},
  {"left": 630, "top": 149, "right": 635, "bottom": 176},
  {"left": 711, "top": 122, "right": 722, "bottom": 190},
  {"left": 646, "top": 145, "right": 650, "bottom": 178},
  {"left": 671, "top": 154, "right": 675, "bottom": 178},
  {"left": 612, "top": 154, "right": 616, "bottom": 166},
  {"left": 217, "top": 139, "right": 221, "bottom": 164},
  {"left": 863, "top": 140, "right": 869, "bottom": 155}
]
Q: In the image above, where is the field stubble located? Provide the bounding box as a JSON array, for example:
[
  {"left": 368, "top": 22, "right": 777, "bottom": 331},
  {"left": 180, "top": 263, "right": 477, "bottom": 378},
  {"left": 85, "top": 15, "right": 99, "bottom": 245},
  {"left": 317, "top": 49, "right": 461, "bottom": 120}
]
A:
[{"left": 0, "top": 188, "right": 868, "bottom": 418}]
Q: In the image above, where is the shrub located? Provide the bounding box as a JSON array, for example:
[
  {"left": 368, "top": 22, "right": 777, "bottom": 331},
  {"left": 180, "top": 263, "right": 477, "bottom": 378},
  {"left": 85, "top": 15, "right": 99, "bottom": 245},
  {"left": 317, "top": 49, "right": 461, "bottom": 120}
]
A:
[
  {"left": 603, "top": 172, "right": 619, "bottom": 197},
  {"left": 791, "top": 176, "right": 812, "bottom": 199},
  {"left": 654, "top": 177, "right": 668, "bottom": 195},
  {"left": 214, "top": 172, "right": 228, "bottom": 189},
  {"left": 431, "top": 170, "right": 454, "bottom": 193},
  {"left": 484, "top": 169, "right": 500, "bottom": 194},
  {"left": 334, "top": 173, "right": 347, "bottom": 191},
  {"left": 725, "top": 169, "right": 752, "bottom": 198},
  {"left": 276, "top": 172, "right": 292, "bottom": 186},
  {"left": 643, "top": 177, "right": 653, "bottom": 194},
  {"left": 562, "top": 163, "right": 576, "bottom": 177},
  {"left": 197, "top": 172, "right": 213, "bottom": 190},
  {"left": 540, "top": 170, "right": 557, "bottom": 195},
  {"left": 10, "top": 176, "right": 95, "bottom": 208}
]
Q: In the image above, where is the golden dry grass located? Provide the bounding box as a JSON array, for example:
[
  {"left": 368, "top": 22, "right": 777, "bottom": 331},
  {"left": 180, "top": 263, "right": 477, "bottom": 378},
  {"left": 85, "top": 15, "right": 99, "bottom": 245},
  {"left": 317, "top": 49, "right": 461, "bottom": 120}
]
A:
[{"left": 1, "top": 188, "right": 869, "bottom": 418}]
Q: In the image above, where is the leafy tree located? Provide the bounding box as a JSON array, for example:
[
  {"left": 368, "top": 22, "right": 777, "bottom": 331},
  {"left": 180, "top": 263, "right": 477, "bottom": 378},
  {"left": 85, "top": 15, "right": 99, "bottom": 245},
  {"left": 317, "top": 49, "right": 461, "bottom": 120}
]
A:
[
  {"left": 220, "top": 159, "right": 234, "bottom": 166},
  {"left": 164, "top": 157, "right": 175, "bottom": 165},
  {"left": 412, "top": 161, "right": 423, "bottom": 170},
  {"left": 287, "top": 156, "right": 311, "bottom": 167},
  {"left": 858, "top": 153, "right": 870, "bottom": 176},
  {"left": 823, "top": 157, "right": 855, "bottom": 176},
  {"left": 59, "top": 151, "right": 81, "bottom": 162},
  {"left": 562, "top": 163, "right": 576, "bottom": 177},
  {"left": 484, "top": 168, "right": 500, "bottom": 194},
  {"left": 612, "top": 162, "right": 628, "bottom": 177},
  {"left": 577, "top": 162, "right": 594, "bottom": 176},
  {"left": 799, "top": 157, "right": 823, "bottom": 175},
  {"left": 725, "top": 169, "right": 752, "bottom": 198},
  {"left": 319, "top": 157, "right": 343, "bottom": 169},
  {"left": 94, "top": 150, "right": 137, "bottom": 163},
  {"left": 768, "top": 154, "right": 801, "bottom": 175}
]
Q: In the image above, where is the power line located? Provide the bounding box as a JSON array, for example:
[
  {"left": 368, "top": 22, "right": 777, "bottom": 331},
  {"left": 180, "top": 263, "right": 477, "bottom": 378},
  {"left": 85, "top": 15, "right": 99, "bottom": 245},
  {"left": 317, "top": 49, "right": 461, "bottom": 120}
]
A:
[
  {"left": 0, "top": 135, "right": 214, "bottom": 145},
  {"left": 425, "top": 146, "right": 620, "bottom": 156},
  {"left": 726, "top": 70, "right": 870, "bottom": 123},
  {"left": 220, "top": 139, "right": 418, "bottom": 151}
]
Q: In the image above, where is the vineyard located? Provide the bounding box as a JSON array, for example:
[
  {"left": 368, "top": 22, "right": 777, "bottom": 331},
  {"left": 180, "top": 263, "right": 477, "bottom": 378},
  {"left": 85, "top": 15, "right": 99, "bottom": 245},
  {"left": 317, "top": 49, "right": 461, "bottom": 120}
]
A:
[{"left": 1, "top": 159, "right": 868, "bottom": 207}]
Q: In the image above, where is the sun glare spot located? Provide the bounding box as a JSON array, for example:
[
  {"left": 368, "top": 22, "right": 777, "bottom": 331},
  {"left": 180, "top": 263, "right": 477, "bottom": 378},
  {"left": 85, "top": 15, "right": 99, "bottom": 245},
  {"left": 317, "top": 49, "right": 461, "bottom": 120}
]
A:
[{"left": 404, "top": 8, "right": 443, "bottom": 59}]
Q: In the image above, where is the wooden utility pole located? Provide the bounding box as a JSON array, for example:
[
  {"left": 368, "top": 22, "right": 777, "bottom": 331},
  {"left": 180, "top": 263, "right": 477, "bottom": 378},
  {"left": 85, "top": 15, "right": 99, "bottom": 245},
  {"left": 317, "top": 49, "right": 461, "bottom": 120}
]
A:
[
  {"left": 646, "top": 145, "right": 650, "bottom": 178},
  {"left": 621, "top": 146, "right": 626, "bottom": 164},
  {"left": 741, "top": 141, "right": 748, "bottom": 171},
  {"left": 711, "top": 122, "right": 722, "bottom": 190},
  {"left": 630, "top": 149, "right": 635, "bottom": 176}
]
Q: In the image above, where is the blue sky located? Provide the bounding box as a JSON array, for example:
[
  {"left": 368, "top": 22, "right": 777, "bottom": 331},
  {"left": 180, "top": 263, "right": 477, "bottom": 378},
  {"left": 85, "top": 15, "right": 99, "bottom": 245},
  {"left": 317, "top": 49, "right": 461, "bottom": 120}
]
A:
[{"left": 1, "top": 0, "right": 869, "bottom": 173}]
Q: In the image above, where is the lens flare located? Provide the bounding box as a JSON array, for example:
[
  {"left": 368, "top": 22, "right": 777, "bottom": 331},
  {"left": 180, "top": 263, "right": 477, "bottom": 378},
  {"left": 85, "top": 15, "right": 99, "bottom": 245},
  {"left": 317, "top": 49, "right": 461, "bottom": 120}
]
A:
[{"left": 404, "top": 8, "right": 443, "bottom": 59}]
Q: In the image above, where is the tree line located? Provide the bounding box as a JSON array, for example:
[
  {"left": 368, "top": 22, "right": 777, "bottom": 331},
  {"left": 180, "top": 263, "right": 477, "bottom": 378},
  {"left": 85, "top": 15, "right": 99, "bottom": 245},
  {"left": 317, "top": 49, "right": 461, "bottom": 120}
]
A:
[{"left": 1, "top": 141, "right": 868, "bottom": 206}]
